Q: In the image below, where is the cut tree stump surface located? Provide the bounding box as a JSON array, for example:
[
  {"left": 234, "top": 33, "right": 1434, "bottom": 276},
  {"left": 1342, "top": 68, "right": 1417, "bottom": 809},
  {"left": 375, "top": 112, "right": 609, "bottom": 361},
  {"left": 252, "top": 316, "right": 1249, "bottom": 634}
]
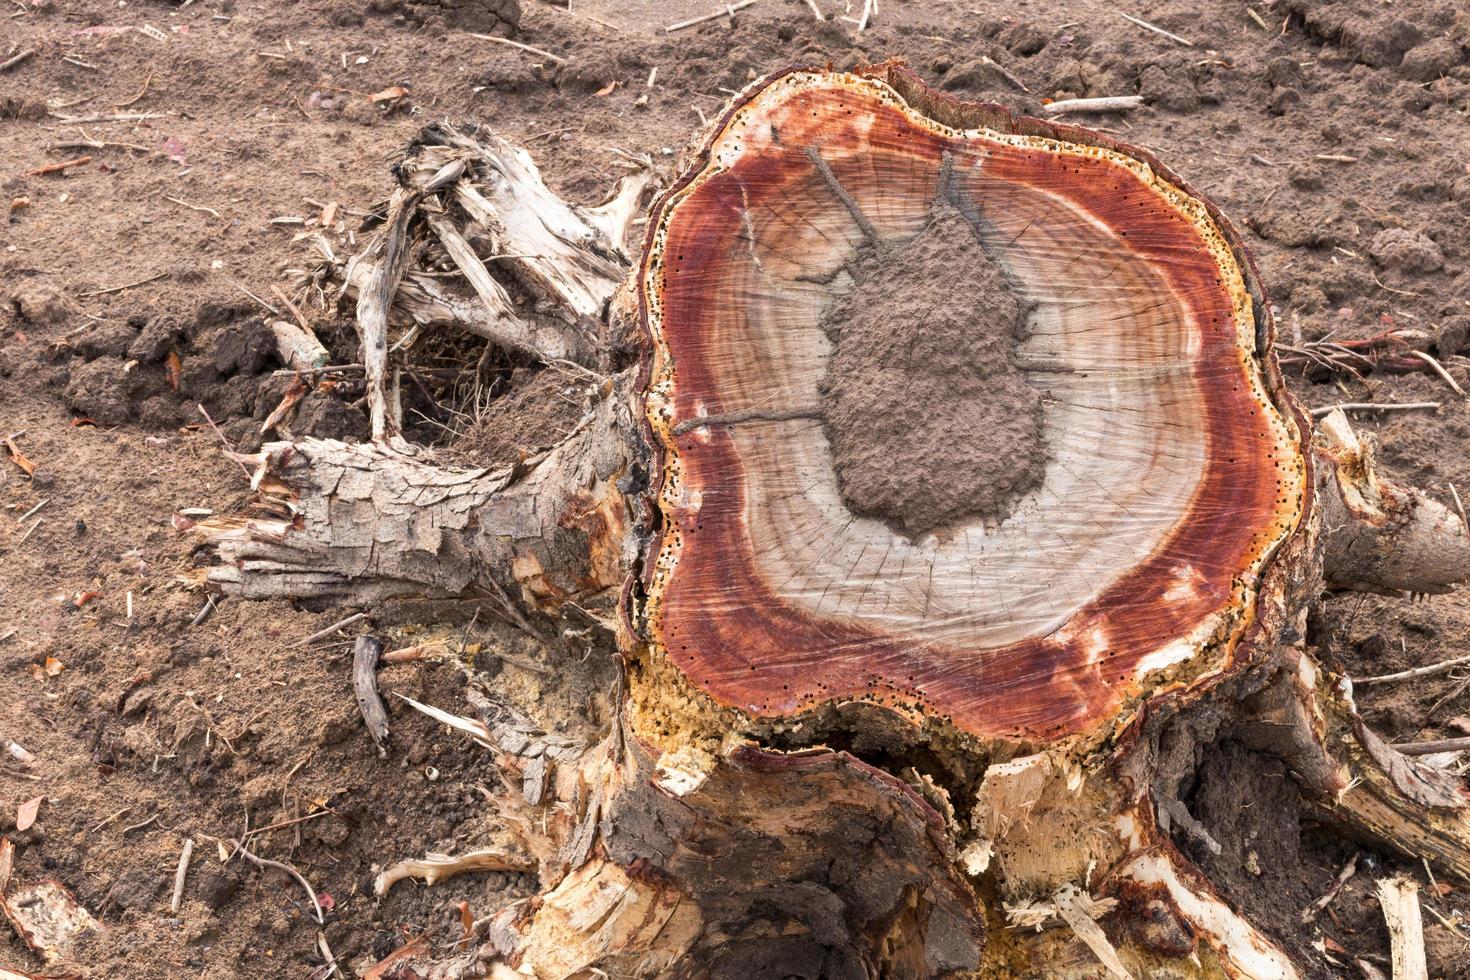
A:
[{"left": 641, "top": 67, "right": 1305, "bottom": 741}]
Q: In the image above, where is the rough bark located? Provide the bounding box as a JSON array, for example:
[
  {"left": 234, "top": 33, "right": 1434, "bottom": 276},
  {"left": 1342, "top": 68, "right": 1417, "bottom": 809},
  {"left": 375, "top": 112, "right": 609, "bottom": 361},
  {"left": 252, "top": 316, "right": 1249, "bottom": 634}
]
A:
[{"left": 200, "top": 65, "right": 1470, "bottom": 980}]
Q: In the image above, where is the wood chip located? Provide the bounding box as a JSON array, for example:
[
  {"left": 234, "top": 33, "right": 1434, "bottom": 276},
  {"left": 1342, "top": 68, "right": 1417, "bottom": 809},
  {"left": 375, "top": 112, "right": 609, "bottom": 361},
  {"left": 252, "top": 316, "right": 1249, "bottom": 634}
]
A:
[
  {"left": 353, "top": 635, "right": 389, "bottom": 752},
  {"left": 15, "top": 796, "right": 41, "bottom": 832}
]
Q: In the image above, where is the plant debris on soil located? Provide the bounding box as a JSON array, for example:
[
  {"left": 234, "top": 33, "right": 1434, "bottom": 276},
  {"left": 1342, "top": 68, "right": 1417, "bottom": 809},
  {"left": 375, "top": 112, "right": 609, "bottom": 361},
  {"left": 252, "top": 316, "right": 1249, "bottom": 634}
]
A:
[{"left": 3, "top": 0, "right": 1470, "bottom": 976}]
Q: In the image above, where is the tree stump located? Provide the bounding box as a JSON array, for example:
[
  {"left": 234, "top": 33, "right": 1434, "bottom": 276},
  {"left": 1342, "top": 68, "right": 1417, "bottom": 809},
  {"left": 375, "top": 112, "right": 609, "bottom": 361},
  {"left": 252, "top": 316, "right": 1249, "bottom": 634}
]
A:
[{"left": 201, "top": 64, "right": 1470, "bottom": 979}]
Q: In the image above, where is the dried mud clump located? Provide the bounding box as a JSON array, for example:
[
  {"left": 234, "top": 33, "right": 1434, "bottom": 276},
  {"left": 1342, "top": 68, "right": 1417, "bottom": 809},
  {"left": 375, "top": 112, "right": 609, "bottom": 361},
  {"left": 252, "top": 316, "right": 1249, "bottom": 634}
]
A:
[
  {"left": 1368, "top": 228, "right": 1445, "bottom": 274},
  {"left": 8, "top": 281, "right": 73, "bottom": 325},
  {"left": 820, "top": 203, "right": 1044, "bottom": 540}
]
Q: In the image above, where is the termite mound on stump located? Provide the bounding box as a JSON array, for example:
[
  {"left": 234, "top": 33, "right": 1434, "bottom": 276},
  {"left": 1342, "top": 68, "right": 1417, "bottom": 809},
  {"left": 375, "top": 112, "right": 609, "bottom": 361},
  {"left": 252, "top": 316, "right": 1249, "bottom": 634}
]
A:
[{"left": 198, "top": 63, "right": 1470, "bottom": 979}]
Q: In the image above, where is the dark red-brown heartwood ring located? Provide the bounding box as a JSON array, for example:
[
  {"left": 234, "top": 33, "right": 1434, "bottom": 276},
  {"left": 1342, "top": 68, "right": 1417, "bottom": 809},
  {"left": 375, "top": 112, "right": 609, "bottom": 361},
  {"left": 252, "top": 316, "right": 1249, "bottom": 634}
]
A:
[
  {"left": 198, "top": 60, "right": 1470, "bottom": 980},
  {"left": 641, "top": 65, "right": 1303, "bottom": 742}
]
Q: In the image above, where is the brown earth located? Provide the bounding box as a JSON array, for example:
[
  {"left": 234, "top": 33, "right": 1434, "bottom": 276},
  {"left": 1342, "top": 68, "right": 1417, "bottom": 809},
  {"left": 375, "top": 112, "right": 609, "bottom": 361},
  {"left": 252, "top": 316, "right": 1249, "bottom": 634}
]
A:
[{"left": 2, "top": 0, "right": 1470, "bottom": 976}]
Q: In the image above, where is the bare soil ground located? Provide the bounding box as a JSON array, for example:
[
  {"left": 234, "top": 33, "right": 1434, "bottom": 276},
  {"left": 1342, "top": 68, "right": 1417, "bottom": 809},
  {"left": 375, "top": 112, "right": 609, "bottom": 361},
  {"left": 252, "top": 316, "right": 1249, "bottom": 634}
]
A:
[{"left": 3, "top": 0, "right": 1470, "bottom": 976}]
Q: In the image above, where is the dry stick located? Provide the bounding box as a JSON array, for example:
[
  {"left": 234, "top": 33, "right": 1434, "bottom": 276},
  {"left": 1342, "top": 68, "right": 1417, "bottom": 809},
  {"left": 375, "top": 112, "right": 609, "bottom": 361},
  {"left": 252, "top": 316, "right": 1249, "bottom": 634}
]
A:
[
  {"left": 857, "top": 0, "right": 873, "bottom": 30},
  {"left": 229, "top": 838, "right": 324, "bottom": 924},
  {"left": 1119, "top": 11, "right": 1194, "bottom": 47},
  {"left": 1357, "top": 653, "right": 1470, "bottom": 686},
  {"left": 17, "top": 499, "right": 48, "bottom": 522},
  {"left": 89, "top": 805, "right": 131, "bottom": 833},
  {"left": 303, "top": 611, "right": 367, "bottom": 646},
  {"left": 197, "top": 404, "right": 252, "bottom": 479},
  {"left": 121, "top": 813, "right": 160, "bottom": 834},
  {"left": 1302, "top": 852, "right": 1359, "bottom": 924},
  {"left": 353, "top": 635, "right": 390, "bottom": 752},
  {"left": 1309, "top": 401, "right": 1440, "bottom": 418},
  {"left": 804, "top": 0, "right": 823, "bottom": 20},
  {"left": 1407, "top": 350, "right": 1467, "bottom": 397},
  {"left": 1392, "top": 736, "right": 1470, "bottom": 757},
  {"left": 980, "top": 54, "right": 1030, "bottom": 93},
  {"left": 0, "top": 49, "right": 34, "bottom": 72},
  {"left": 14, "top": 518, "right": 42, "bottom": 547},
  {"left": 665, "top": 0, "right": 757, "bottom": 32},
  {"left": 222, "top": 277, "right": 281, "bottom": 316},
  {"left": 241, "top": 808, "right": 332, "bottom": 840},
  {"left": 170, "top": 838, "right": 194, "bottom": 913},
  {"left": 1042, "top": 95, "right": 1144, "bottom": 115},
  {"left": 163, "top": 195, "right": 221, "bottom": 219},
  {"left": 190, "top": 594, "right": 218, "bottom": 627},
  {"left": 467, "top": 32, "right": 566, "bottom": 63},
  {"left": 24, "top": 155, "right": 92, "bottom": 177},
  {"left": 51, "top": 139, "right": 159, "bottom": 155},
  {"left": 49, "top": 111, "right": 167, "bottom": 124},
  {"left": 78, "top": 270, "right": 168, "bottom": 297},
  {"left": 117, "top": 65, "right": 154, "bottom": 108},
  {"left": 1449, "top": 483, "right": 1468, "bottom": 535},
  {"left": 269, "top": 284, "right": 312, "bottom": 332}
]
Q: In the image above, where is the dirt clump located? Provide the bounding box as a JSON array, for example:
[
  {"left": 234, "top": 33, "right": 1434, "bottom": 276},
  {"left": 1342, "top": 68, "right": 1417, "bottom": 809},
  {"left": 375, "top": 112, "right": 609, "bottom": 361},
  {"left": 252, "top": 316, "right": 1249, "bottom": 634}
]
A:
[{"left": 820, "top": 202, "right": 1044, "bottom": 539}]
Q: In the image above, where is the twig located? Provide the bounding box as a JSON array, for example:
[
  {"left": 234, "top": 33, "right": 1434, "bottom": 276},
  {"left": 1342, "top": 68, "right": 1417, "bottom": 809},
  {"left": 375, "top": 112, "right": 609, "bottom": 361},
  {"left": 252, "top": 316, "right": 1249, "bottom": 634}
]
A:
[
  {"left": 240, "top": 808, "right": 332, "bottom": 840},
  {"left": 980, "top": 54, "right": 1030, "bottom": 93},
  {"left": 1309, "top": 402, "right": 1440, "bottom": 418},
  {"left": 190, "top": 594, "right": 218, "bottom": 627},
  {"left": 1357, "top": 653, "right": 1470, "bottom": 686},
  {"left": 1407, "top": 350, "right": 1466, "bottom": 397},
  {"left": 268, "top": 284, "right": 316, "bottom": 339},
  {"left": 467, "top": 32, "right": 566, "bottom": 63},
  {"left": 121, "top": 813, "right": 160, "bottom": 834},
  {"left": 50, "top": 139, "right": 159, "bottom": 155},
  {"left": 62, "top": 56, "right": 99, "bottom": 70},
  {"left": 229, "top": 838, "right": 324, "bottom": 923},
  {"left": 222, "top": 277, "right": 281, "bottom": 316},
  {"left": 48, "top": 111, "right": 168, "bottom": 124},
  {"left": 14, "top": 518, "right": 42, "bottom": 547},
  {"left": 1449, "top": 483, "right": 1467, "bottom": 536},
  {"left": 24, "top": 155, "right": 93, "bottom": 177},
  {"left": 303, "top": 611, "right": 366, "bottom": 646},
  {"left": 195, "top": 404, "right": 253, "bottom": 482},
  {"left": 170, "top": 838, "right": 194, "bottom": 913},
  {"left": 77, "top": 270, "right": 168, "bottom": 297},
  {"left": 0, "top": 49, "right": 34, "bottom": 72},
  {"left": 1302, "top": 852, "right": 1358, "bottom": 923},
  {"left": 665, "top": 0, "right": 757, "bottom": 32},
  {"left": 857, "top": 0, "right": 873, "bottom": 30},
  {"left": 117, "top": 65, "right": 154, "bottom": 107},
  {"left": 1392, "top": 736, "right": 1470, "bottom": 756},
  {"left": 1119, "top": 11, "right": 1194, "bottom": 47},
  {"left": 17, "top": 499, "right": 48, "bottom": 522},
  {"left": 1042, "top": 96, "right": 1144, "bottom": 115},
  {"left": 163, "top": 195, "right": 221, "bottom": 220},
  {"left": 88, "top": 805, "right": 132, "bottom": 833},
  {"left": 804, "top": 0, "right": 823, "bottom": 20},
  {"left": 353, "top": 635, "right": 390, "bottom": 752}
]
